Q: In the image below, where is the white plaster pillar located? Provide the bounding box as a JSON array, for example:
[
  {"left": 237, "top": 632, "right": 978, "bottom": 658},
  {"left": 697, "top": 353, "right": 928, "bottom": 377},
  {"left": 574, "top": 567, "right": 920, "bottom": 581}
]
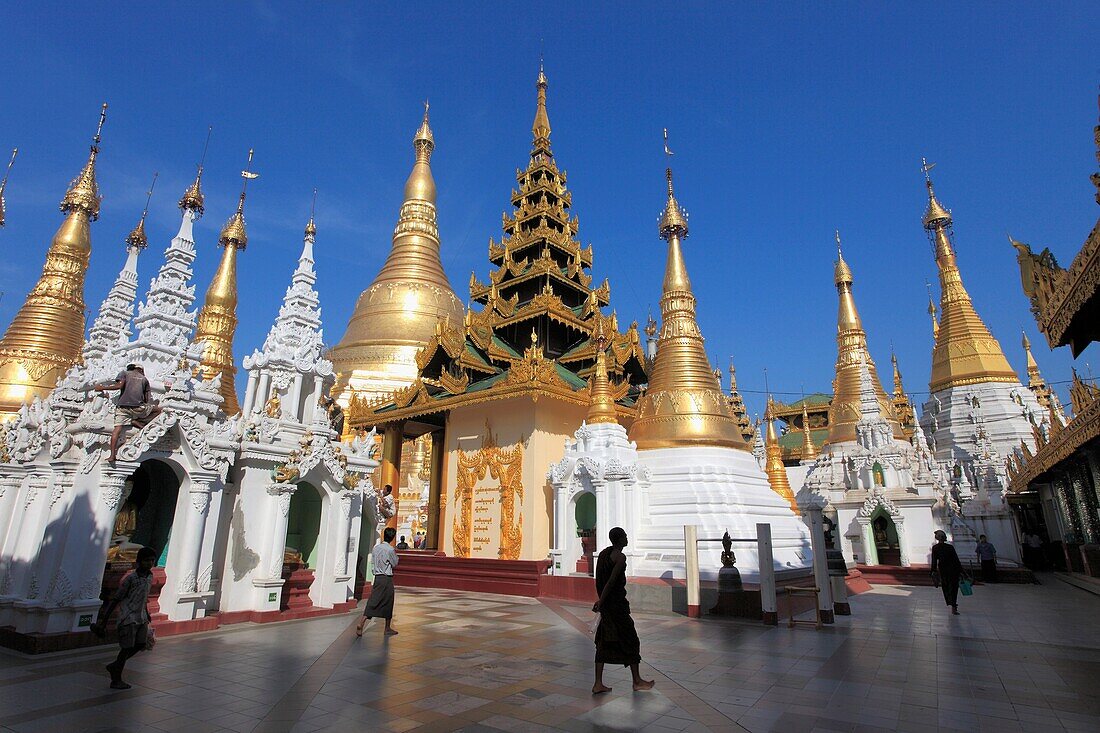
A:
[
  {"left": 264, "top": 483, "right": 297, "bottom": 579},
  {"left": 859, "top": 518, "right": 878, "bottom": 565},
  {"left": 242, "top": 370, "right": 259, "bottom": 417},
  {"left": 25, "top": 471, "right": 76, "bottom": 604},
  {"left": 1, "top": 475, "right": 49, "bottom": 599},
  {"left": 593, "top": 479, "right": 609, "bottom": 548},
  {"left": 0, "top": 468, "right": 28, "bottom": 565},
  {"left": 551, "top": 483, "right": 568, "bottom": 575},
  {"left": 288, "top": 373, "right": 304, "bottom": 423},
  {"left": 75, "top": 469, "right": 133, "bottom": 604},
  {"left": 257, "top": 373, "right": 272, "bottom": 413},
  {"left": 335, "top": 490, "right": 355, "bottom": 577},
  {"left": 176, "top": 478, "right": 215, "bottom": 594},
  {"left": 895, "top": 517, "right": 910, "bottom": 567}
]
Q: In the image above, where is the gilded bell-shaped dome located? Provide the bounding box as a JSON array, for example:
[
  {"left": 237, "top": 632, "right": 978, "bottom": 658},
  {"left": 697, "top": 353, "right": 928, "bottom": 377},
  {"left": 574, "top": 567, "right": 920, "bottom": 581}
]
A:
[{"left": 330, "top": 106, "right": 463, "bottom": 402}]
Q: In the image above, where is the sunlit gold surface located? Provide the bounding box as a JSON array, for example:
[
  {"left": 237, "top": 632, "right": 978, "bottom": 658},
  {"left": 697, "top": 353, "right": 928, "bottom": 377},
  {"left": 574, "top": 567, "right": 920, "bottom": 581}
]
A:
[
  {"left": 194, "top": 159, "right": 253, "bottom": 415},
  {"left": 331, "top": 106, "right": 463, "bottom": 401},
  {"left": 800, "top": 404, "right": 818, "bottom": 461},
  {"left": 586, "top": 329, "right": 618, "bottom": 424},
  {"left": 923, "top": 174, "right": 1017, "bottom": 393},
  {"left": 764, "top": 399, "right": 799, "bottom": 513},
  {"left": 630, "top": 167, "right": 748, "bottom": 450},
  {"left": 891, "top": 352, "right": 916, "bottom": 432},
  {"left": 0, "top": 107, "right": 106, "bottom": 415},
  {"left": 825, "top": 242, "right": 903, "bottom": 444}
]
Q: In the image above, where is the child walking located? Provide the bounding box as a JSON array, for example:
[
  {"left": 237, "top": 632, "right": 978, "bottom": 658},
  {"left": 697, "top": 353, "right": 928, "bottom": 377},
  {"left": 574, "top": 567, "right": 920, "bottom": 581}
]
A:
[{"left": 91, "top": 546, "right": 157, "bottom": 689}]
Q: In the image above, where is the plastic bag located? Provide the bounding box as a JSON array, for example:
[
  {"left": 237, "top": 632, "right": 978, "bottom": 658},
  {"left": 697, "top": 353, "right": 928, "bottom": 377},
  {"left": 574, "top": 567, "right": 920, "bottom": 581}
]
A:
[
  {"left": 145, "top": 625, "right": 157, "bottom": 651},
  {"left": 588, "top": 613, "right": 601, "bottom": 638},
  {"left": 959, "top": 578, "right": 973, "bottom": 596}
]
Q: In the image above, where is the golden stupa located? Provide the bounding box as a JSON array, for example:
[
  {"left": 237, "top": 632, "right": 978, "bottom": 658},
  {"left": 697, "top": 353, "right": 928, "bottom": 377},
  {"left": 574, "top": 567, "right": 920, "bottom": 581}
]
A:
[
  {"left": 0, "top": 106, "right": 106, "bottom": 416},
  {"left": 922, "top": 162, "right": 1018, "bottom": 393},
  {"left": 825, "top": 233, "right": 904, "bottom": 444},
  {"left": 330, "top": 104, "right": 464, "bottom": 404},
  {"left": 629, "top": 162, "right": 748, "bottom": 450},
  {"left": 193, "top": 149, "right": 256, "bottom": 415},
  {"left": 764, "top": 397, "right": 799, "bottom": 513}
]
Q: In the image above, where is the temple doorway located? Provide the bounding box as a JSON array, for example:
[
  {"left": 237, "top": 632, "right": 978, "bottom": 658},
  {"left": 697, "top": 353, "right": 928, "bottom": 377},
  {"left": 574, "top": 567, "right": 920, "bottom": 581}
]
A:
[
  {"left": 102, "top": 459, "right": 181, "bottom": 620},
  {"left": 870, "top": 509, "right": 902, "bottom": 566},
  {"left": 281, "top": 483, "right": 322, "bottom": 611},
  {"left": 109, "top": 459, "right": 180, "bottom": 566},
  {"left": 575, "top": 492, "right": 596, "bottom": 576}
]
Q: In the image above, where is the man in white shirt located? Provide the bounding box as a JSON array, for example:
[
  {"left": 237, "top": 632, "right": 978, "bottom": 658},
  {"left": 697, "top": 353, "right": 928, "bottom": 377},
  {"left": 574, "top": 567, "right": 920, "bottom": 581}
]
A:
[{"left": 357, "top": 527, "right": 399, "bottom": 637}]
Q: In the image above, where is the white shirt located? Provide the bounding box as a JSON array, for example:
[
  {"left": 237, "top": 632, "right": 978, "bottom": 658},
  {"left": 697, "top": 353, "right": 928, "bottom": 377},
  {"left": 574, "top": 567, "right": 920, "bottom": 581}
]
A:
[
  {"left": 379, "top": 494, "right": 396, "bottom": 519},
  {"left": 371, "top": 542, "right": 399, "bottom": 576}
]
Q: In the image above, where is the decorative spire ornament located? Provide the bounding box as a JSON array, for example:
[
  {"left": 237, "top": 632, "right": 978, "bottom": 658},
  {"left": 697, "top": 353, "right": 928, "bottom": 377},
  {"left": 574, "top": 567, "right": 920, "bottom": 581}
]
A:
[
  {"left": 179, "top": 126, "right": 211, "bottom": 216},
  {"left": 825, "top": 230, "right": 903, "bottom": 445},
  {"left": 330, "top": 103, "right": 463, "bottom": 401},
  {"left": 193, "top": 148, "right": 259, "bottom": 414},
  {"left": 585, "top": 324, "right": 618, "bottom": 424},
  {"left": 921, "top": 160, "right": 1017, "bottom": 392},
  {"left": 0, "top": 104, "right": 107, "bottom": 414},
  {"left": 800, "top": 403, "right": 818, "bottom": 461},
  {"left": 0, "top": 148, "right": 18, "bottom": 228},
  {"left": 83, "top": 172, "right": 157, "bottom": 366},
  {"left": 630, "top": 133, "right": 746, "bottom": 449},
  {"left": 764, "top": 397, "right": 799, "bottom": 513}
]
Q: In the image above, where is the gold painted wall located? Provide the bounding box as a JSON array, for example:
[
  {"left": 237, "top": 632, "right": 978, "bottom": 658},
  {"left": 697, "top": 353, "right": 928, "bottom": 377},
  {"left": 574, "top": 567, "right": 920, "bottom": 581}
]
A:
[{"left": 442, "top": 396, "right": 585, "bottom": 561}]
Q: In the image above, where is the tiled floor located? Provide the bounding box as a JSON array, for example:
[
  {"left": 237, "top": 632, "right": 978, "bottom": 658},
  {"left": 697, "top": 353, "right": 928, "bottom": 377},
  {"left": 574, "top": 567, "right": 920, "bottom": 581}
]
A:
[{"left": 2, "top": 574, "right": 1099, "bottom": 732}]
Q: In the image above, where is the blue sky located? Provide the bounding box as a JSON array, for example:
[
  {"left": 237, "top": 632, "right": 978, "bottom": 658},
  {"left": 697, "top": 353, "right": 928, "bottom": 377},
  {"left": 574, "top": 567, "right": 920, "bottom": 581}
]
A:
[{"left": 1, "top": 3, "right": 1097, "bottom": 419}]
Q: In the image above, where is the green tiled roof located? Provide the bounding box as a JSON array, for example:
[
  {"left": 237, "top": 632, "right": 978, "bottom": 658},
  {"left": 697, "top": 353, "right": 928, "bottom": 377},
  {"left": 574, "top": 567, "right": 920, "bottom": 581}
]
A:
[{"left": 778, "top": 427, "right": 829, "bottom": 449}]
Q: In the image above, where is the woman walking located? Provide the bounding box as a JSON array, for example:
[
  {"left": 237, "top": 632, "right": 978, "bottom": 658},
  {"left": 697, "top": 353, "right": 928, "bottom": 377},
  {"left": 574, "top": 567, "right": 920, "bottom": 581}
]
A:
[
  {"left": 930, "top": 530, "right": 965, "bottom": 615},
  {"left": 357, "top": 527, "right": 399, "bottom": 636}
]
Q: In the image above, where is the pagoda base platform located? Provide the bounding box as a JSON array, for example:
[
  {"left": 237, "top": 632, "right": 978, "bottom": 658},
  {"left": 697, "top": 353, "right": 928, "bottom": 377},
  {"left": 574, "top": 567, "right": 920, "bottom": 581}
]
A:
[
  {"left": 0, "top": 601, "right": 358, "bottom": 654},
  {"left": 393, "top": 552, "right": 551, "bottom": 597},
  {"left": 856, "top": 564, "right": 1036, "bottom": 586}
]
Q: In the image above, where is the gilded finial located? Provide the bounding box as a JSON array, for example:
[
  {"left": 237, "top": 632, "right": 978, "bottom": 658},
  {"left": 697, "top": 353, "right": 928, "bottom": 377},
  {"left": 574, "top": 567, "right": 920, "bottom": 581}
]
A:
[
  {"left": 125, "top": 172, "right": 158, "bottom": 251},
  {"left": 532, "top": 62, "right": 551, "bottom": 150},
  {"left": 414, "top": 100, "right": 434, "bottom": 158},
  {"left": 586, "top": 320, "right": 618, "bottom": 424},
  {"left": 921, "top": 157, "right": 952, "bottom": 229},
  {"left": 834, "top": 229, "right": 853, "bottom": 285},
  {"left": 800, "top": 403, "right": 817, "bottom": 460},
  {"left": 658, "top": 130, "right": 689, "bottom": 241},
  {"left": 61, "top": 103, "right": 108, "bottom": 220},
  {"left": 219, "top": 148, "right": 257, "bottom": 250},
  {"left": 180, "top": 126, "right": 212, "bottom": 215},
  {"left": 305, "top": 187, "right": 317, "bottom": 239},
  {"left": 0, "top": 148, "right": 17, "bottom": 228}
]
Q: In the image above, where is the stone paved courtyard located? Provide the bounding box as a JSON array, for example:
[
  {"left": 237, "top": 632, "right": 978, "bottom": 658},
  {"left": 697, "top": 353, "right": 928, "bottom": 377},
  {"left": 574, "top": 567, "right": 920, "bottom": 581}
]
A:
[{"left": 2, "top": 576, "right": 1100, "bottom": 733}]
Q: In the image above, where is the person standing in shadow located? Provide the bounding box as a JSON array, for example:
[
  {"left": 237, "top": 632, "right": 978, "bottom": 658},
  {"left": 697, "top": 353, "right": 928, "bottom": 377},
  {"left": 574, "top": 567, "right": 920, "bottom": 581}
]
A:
[
  {"left": 592, "top": 527, "right": 654, "bottom": 695},
  {"left": 931, "top": 530, "right": 964, "bottom": 615}
]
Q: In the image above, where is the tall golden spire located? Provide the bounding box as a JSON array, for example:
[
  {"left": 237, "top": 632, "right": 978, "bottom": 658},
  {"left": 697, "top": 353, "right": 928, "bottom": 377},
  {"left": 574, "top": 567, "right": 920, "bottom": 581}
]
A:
[
  {"left": 0, "top": 105, "right": 106, "bottom": 415},
  {"left": 586, "top": 325, "right": 618, "bottom": 424},
  {"left": 826, "top": 231, "right": 903, "bottom": 444},
  {"left": 764, "top": 398, "right": 799, "bottom": 513},
  {"left": 921, "top": 159, "right": 1017, "bottom": 392},
  {"left": 0, "top": 148, "right": 17, "bottom": 228},
  {"left": 330, "top": 103, "right": 463, "bottom": 399},
  {"left": 800, "top": 403, "right": 818, "bottom": 461},
  {"left": 193, "top": 148, "right": 257, "bottom": 415},
  {"left": 926, "top": 281, "right": 939, "bottom": 339},
  {"left": 630, "top": 136, "right": 747, "bottom": 450},
  {"left": 532, "top": 60, "right": 551, "bottom": 153}
]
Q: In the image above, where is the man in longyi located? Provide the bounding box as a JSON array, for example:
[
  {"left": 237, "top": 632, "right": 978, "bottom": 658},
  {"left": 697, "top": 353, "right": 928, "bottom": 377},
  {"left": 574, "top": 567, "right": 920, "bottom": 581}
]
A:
[{"left": 591, "top": 527, "right": 654, "bottom": 694}]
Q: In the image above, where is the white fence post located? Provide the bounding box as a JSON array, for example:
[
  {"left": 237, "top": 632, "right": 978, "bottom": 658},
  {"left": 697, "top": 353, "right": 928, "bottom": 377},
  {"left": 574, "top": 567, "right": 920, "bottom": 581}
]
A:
[
  {"left": 757, "top": 523, "right": 777, "bottom": 625},
  {"left": 684, "top": 525, "right": 700, "bottom": 618},
  {"left": 804, "top": 505, "right": 835, "bottom": 624}
]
